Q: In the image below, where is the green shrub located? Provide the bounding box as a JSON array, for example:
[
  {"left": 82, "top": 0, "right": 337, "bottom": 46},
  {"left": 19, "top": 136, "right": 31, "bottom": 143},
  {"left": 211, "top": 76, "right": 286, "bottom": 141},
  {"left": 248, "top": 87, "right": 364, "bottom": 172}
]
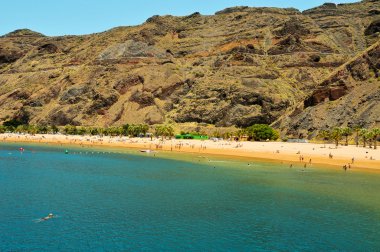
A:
[{"left": 245, "top": 124, "right": 279, "bottom": 141}]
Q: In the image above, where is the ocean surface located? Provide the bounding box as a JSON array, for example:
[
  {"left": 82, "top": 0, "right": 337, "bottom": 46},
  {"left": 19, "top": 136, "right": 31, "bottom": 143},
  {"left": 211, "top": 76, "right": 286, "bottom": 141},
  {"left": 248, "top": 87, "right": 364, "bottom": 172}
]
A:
[{"left": 1, "top": 143, "right": 380, "bottom": 251}]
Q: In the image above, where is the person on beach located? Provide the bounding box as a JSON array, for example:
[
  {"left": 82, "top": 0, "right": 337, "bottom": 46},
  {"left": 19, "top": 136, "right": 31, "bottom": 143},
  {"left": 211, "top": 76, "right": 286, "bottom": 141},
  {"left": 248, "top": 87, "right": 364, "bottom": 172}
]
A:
[
  {"left": 343, "top": 165, "right": 347, "bottom": 171},
  {"left": 351, "top": 157, "right": 355, "bottom": 164},
  {"left": 309, "top": 159, "right": 312, "bottom": 164}
]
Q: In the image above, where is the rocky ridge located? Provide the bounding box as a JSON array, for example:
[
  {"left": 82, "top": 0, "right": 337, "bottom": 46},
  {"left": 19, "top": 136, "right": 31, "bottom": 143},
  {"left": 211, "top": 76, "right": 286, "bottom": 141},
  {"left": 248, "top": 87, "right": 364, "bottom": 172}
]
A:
[{"left": 0, "top": 0, "right": 379, "bottom": 134}]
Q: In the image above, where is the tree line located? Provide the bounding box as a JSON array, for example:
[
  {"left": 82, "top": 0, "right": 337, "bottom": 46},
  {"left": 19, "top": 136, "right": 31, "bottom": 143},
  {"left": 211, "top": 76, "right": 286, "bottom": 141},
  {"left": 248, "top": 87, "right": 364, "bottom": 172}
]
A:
[
  {"left": 318, "top": 127, "right": 380, "bottom": 149},
  {"left": 4, "top": 121, "right": 379, "bottom": 147},
  {"left": 0, "top": 123, "right": 177, "bottom": 138},
  {"left": 211, "top": 124, "right": 279, "bottom": 141},
  {"left": 0, "top": 122, "right": 279, "bottom": 141}
]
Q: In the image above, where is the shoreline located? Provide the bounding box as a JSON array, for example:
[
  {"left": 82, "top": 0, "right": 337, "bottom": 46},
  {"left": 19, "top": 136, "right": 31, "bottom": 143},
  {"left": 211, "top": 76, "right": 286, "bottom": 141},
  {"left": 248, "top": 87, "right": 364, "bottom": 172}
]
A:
[{"left": 1, "top": 133, "right": 380, "bottom": 171}]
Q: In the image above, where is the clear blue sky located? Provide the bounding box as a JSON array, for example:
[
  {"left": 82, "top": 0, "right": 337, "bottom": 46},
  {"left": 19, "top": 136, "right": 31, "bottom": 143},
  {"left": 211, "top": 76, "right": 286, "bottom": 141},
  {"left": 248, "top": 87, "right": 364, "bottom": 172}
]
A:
[{"left": 0, "top": 0, "right": 358, "bottom": 36}]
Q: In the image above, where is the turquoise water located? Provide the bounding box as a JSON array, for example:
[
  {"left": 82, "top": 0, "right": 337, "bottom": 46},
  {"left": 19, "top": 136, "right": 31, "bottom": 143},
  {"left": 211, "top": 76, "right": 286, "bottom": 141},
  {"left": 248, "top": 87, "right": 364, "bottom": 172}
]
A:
[{"left": 1, "top": 143, "right": 380, "bottom": 251}]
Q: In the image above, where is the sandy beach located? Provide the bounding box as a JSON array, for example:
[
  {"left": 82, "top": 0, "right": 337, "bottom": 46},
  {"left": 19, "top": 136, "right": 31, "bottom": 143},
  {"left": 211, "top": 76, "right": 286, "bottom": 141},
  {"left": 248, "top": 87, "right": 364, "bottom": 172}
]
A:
[{"left": 1, "top": 133, "right": 379, "bottom": 171}]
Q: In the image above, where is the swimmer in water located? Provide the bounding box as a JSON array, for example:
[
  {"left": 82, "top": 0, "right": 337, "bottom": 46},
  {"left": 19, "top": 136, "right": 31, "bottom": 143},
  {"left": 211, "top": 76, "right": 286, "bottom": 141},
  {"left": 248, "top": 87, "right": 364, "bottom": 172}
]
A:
[{"left": 41, "top": 213, "right": 54, "bottom": 221}]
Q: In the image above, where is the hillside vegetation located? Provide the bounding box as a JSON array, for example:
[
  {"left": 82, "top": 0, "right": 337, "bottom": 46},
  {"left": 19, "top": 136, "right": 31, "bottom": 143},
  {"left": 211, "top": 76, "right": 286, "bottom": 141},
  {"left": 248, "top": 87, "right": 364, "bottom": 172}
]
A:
[{"left": 0, "top": 0, "right": 379, "bottom": 137}]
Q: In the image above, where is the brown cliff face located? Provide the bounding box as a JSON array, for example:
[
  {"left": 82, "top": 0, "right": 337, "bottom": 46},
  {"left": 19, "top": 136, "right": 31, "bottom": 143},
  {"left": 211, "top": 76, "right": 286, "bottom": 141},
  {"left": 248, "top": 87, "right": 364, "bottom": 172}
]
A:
[
  {"left": 274, "top": 40, "right": 380, "bottom": 137},
  {"left": 0, "top": 1, "right": 379, "bottom": 129}
]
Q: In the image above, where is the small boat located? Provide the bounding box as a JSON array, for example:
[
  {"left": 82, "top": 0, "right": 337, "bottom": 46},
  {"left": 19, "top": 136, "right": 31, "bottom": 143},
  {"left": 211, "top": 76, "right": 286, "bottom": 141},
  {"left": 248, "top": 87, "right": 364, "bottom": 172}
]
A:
[{"left": 140, "top": 149, "right": 153, "bottom": 153}]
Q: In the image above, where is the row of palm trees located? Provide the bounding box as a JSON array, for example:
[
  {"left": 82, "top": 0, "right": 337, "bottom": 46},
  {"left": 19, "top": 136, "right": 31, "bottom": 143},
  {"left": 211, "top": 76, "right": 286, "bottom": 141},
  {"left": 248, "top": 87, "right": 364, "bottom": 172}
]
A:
[
  {"left": 0, "top": 124, "right": 174, "bottom": 138},
  {"left": 2, "top": 123, "right": 379, "bottom": 148},
  {"left": 318, "top": 127, "right": 380, "bottom": 149}
]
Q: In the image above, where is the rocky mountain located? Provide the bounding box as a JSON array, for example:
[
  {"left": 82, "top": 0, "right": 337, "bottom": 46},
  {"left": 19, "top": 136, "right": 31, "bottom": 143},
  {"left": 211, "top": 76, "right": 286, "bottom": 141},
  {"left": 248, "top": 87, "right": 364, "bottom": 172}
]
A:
[
  {"left": 274, "top": 39, "right": 380, "bottom": 138},
  {"left": 0, "top": 0, "right": 379, "bottom": 135}
]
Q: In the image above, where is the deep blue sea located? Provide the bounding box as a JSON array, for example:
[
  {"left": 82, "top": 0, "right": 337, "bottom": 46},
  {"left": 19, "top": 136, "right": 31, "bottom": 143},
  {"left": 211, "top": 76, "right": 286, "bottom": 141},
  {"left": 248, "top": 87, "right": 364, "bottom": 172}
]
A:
[{"left": 1, "top": 143, "right": 380, "bottom": 251}]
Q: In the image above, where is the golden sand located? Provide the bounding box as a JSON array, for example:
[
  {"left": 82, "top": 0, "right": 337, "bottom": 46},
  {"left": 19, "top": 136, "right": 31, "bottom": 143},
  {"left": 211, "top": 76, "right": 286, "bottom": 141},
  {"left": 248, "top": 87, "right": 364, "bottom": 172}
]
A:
[{"left": 1, "top": 133, "right": 379, "bottom": 171}]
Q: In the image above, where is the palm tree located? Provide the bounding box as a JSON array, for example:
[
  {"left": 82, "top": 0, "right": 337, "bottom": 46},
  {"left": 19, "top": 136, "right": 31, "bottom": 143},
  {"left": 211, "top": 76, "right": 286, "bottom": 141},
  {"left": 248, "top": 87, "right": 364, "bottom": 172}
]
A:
[
  {"left": 128, "top": 124, "right": 138, "bottom": 137},
  {"left": 51, "top": 125, "right": 59, "bottom": 134},
  {"left": 28, "top": 125, "right": 38, "bottom": 135},
  {"left": 122, "top": 124, "right": 129, "bottom": 136},
  {"left": 318, "top": 130, "right": 330, "bottom": 147},
  {"left": 331, "top": 128, "right": 343, "bottom": 147},
  {"left": 155, "top": 125, "right": 165, "bottom": 139},
  {"left": 90, "top": 127, "right": 99, "bottom": 136},
  {"left": 236, "top": 129, "right": 246, "bottom": 141},
  {"left": 139, "top": 124, "right": 149, "bottom": 136},
  {"left": 36, "top": 125, "right": 49, "bottom": 134},
  {"left": 166, "top": 125, "right": 174, "bottom": 139},
  {"left": 77, "top": 127, "right": 87, "bottom": 136},
  {"left": 353, "top": 125, "right": 361, "bottom": 147},
  {"left": 359, "top": 129, "right": 369, "bottom": 147},
  {"left": 366, "top": 131, "right": 374, "bottom": 148},
  {"left": 341, "top": 127, "right": 352, "bottom": 146},
  {"left": 15, "top": 125, "right": 25, "bottom": 134},
  {"left": 371, "top": 128, "right": 380, "bottom": 150}
]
